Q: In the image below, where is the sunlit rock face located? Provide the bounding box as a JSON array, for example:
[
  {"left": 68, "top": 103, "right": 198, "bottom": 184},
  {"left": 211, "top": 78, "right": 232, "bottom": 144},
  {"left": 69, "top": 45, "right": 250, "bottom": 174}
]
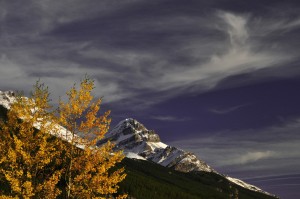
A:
[{"left": 99, "top": 118, "right": 213, "bottom": 173}]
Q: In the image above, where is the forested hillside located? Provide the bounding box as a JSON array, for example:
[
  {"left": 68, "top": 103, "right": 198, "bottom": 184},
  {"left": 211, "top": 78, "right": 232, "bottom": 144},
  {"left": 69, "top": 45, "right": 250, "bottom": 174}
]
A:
[{"left": 117, "top": 158, "right": 278, "bottom": 199}]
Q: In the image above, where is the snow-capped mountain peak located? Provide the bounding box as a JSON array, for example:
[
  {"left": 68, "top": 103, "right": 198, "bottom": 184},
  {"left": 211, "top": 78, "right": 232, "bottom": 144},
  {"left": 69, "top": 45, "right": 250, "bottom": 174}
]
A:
[
  {"left": 102, "top": 118, "right": 275, "bottom": 197},
  {"left": 106, "top": 118, "right": 161, "bottom": 142},
  {"left": 99, "top": 118, "right": 213, "bottom": 173}
]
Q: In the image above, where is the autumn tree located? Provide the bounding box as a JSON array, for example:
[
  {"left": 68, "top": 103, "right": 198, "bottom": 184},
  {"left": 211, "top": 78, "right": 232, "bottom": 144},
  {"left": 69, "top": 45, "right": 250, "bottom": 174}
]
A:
[
  {"left": 0, "top": 78, "right": 127, "bottom": 199},
  {"left": 0, "top": 83, "right": 63, "bottom": 198},
  {"left": 58, "top": 77, "right": 127, "bottom": 199}
]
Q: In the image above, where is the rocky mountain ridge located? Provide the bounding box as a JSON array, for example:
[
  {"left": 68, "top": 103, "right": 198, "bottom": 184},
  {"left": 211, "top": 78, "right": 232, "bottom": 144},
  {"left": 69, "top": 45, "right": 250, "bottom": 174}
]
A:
[
  {"left": 98, "top": 118, "right": 214, "bottom": 173},
  {"left": 101, "top": 118, "right": 275, "bottom": 197}
]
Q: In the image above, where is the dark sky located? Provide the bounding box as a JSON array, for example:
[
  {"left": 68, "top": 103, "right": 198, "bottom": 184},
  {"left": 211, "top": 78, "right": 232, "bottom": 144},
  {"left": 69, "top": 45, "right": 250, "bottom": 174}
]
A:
[{"left": 1, "top": 1, "right": 300, "bottom": 198}]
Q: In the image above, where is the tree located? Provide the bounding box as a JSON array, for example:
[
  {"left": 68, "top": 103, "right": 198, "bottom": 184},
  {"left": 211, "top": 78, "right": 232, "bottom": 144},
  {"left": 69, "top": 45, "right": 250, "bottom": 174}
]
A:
[
  {"left": 58, "top": 77, "right": 127, "bottom": 199},
  {"left": 0, "top": 78, "right": 127, "bottom": 199},
  {"left": 0, "top": 83, "right": 63, "bottom": 198}
]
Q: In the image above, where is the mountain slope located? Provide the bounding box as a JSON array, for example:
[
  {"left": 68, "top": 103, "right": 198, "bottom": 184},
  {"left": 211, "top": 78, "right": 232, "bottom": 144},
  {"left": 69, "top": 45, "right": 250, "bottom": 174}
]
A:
[
  {"left": 0, "top": 91, "right": 85, "bottom": 149},
  {"left": 101, "top": 118, "right": 277, "bottom": 198},
  {"left": 99, "top": 118, "right": 214, "bottom": 173},
  {"left": 118, "top": 158, "right": 278, "bottom": 199}
]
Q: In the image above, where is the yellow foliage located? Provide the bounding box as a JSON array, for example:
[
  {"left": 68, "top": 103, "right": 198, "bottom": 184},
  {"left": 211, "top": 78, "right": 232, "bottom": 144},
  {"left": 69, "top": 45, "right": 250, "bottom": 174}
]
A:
[
  {"left": 0, "top": 196, "right": 18, "bottom": 199},
  {"left": 0, "top": 82, "right": 62, "bottom": 198},
  {"left": 0, "top": 78, "right": 127, "bottom": 198},
  {"left": 59, "top": 77, "right": 126, "bottom": 198}
]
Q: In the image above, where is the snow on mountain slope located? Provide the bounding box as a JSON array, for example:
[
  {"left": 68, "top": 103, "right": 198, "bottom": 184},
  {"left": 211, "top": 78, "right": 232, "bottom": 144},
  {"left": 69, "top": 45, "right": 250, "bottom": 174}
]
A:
[
  {"left": 0, "top": 91, "right": 16, "bottom": 109},
  {"left": 226, "top": 176, "right": 274, "bottom": 197},
  {"left": 0, "top": 91, "right": 84, "bottom": 148},
  {"left": 102, "top": 118, "right": 275, "bottom": 197},
  {"left": 99, "top": 118, "right": 214, "bottom": 173},
  {"left": 124, "top": 152, "right": 146, "bottom": 160}
]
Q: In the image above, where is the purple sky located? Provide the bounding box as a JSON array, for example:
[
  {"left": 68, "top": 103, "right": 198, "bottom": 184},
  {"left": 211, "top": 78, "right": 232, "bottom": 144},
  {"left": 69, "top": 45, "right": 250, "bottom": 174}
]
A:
[{"left": 1, "top": 1, "right": 300, "bottom": 198}]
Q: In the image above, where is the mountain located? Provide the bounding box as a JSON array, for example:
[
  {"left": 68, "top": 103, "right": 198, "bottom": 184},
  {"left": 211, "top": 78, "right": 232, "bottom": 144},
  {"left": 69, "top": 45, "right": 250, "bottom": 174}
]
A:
[
  {"left": 99, "top": 118, "right": 277, "bottom": 198},
  {"left": 98, "top": 118, "right": 213, "bottom": 173},
  {"left": 0, "top": 91, "right": 278, "bottom": 198},
  {"left": 118, "top": 158, "right": 278, "bottom": 199}
]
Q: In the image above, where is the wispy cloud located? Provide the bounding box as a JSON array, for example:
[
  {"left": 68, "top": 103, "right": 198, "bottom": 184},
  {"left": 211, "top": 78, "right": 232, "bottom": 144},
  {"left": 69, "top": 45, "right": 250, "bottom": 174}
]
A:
[
  {"left": 0, "top": 1, "right": 299, "bottom": 109},
  {"left": 230, "top": 151, "right": 276, "bottom": 165},
  {"left": 243, "top": 174, "right": 300, "bottom": 183},
  {"left": 210, "top": 103, "right": 251, "bottom": 114},
  {"left": 151, "top": 115, "right": 190, "bottom": 122},
  {"left": 219, "top": 11, "right": 249, "bottom": 47},
  {"left": 168, "top": 117, "right": 300, "bottom": 175},
  {"left": 264, "top": 184, "right": 300, "bottom": 187}
]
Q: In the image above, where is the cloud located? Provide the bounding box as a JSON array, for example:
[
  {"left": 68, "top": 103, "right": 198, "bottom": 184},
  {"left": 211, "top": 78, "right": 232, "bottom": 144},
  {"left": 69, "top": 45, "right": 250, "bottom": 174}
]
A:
[
  {"left": 231, "top": 151, "right": 276, "bottom": 165},
  {"left": 252, "top": 14, "right": 300, "bottom": 36},
  {"left": 243, "top": 174, "right": 300, "bottom": 183},
  {"left": 219, "top": 11, "right": 249, "bottom": 46},
  {"left": 0, "top": 54, "right": 32, "bottom": 91},
  {"left": 149, "top": 10, "right": 293, "bottom": 95},
  {"left": 151, "top": 115, "right": 190, "bottom": 122},
  {"left": 266, "top": 184, "right": 300, "bottom": 187},
  {"left": 210, "top": 103, "right": 251, "bottom": 114},
  {"left": 0, "top": 1, "right": 299, "bottom": 109},
  {"left": 78, "top": 47, "right": 155, "bottom": 68},
  {"left": 168, "top": 117, "right": 300, "bottom": 175},
  {"left": 1, "top": 0, "right": 141, "bottom": 34}
]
